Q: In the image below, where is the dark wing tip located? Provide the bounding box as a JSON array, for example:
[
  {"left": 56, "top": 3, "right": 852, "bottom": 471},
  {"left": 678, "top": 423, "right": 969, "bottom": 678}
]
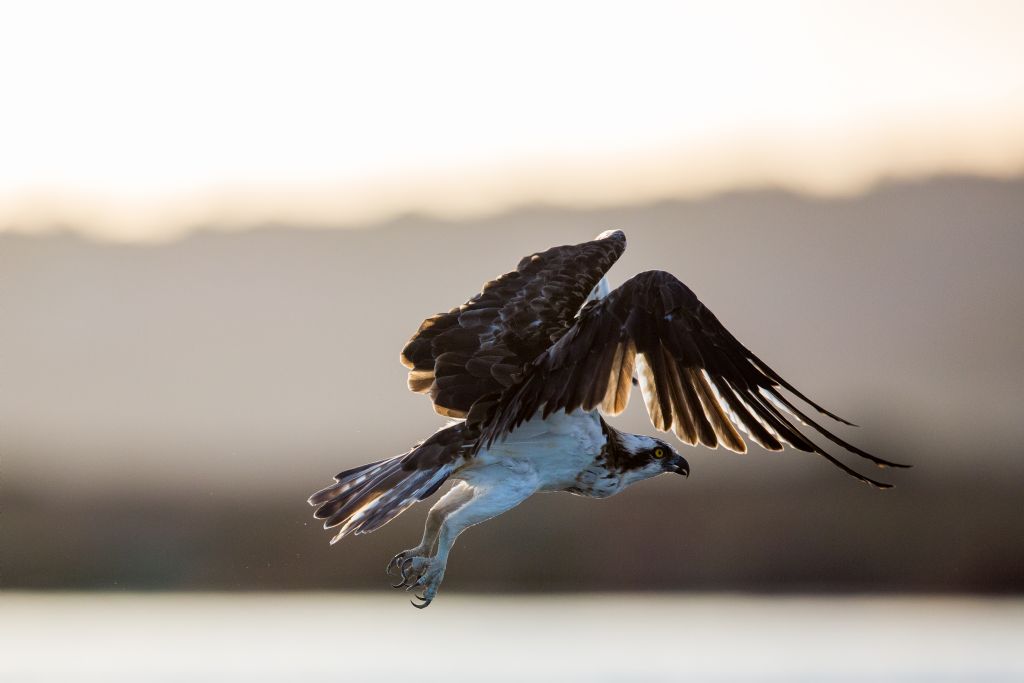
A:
[
  {"left": 879, "top": 460, "right": 913, "bottom": 470},
  {"left": 812, "top": 447, "right": 896, "bottom": 488}
]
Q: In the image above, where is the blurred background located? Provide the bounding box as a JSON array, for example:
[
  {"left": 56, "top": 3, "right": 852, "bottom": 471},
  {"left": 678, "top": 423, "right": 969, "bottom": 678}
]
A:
[{"left": 2, "top": 1, "right": 1023, "bottom": 680}]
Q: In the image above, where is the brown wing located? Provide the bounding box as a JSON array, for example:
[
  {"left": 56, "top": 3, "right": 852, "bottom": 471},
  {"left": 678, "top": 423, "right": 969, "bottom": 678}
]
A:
[
  {"left": 483, "top": 270, "right": 909, "bottom": 487},
  {"left": 401, "top": 230, "right": 626, "bottom": 419}
]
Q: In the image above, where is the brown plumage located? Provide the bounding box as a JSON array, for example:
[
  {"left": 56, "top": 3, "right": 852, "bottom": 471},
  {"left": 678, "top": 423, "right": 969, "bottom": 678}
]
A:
[
  {"left": 317, "top": 231, "right": 908, "bottom": 532},
  {"left": 309, "top": 229, "right": 907, "bottom": 608},
  {"left": 400, "top": 231, "right": 626, "bottom": 418},
  {"left": 481, "top": 268, "right": 909, "bottom": 487},
  {"left": 395, "top": 231, "right": 906, "bottom": 485}
]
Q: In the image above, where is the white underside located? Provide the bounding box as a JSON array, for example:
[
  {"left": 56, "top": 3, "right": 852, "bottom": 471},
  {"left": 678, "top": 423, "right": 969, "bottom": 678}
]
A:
[
  {"left": 456, "top": 409, "right": 607, "bottom": 493},
  {"left": 390, "top": 410, "right": 611, "bottom": 603},
  {"left": 446, "top": 277, "right": 615, "bottom": 494},
  {"left": 395, "top": 409, "right": 663, "bottom": 603}
]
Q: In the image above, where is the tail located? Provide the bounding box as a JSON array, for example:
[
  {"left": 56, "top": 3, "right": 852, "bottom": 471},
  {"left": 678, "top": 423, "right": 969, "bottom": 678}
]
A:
[{"left": 308, "top": 430, "right": 465, "bottom": 543}]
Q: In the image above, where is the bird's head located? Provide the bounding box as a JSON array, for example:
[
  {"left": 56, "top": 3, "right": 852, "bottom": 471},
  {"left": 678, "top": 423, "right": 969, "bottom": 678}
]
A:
[{"left": 616, "top": 432, "right": 690, "bottom": 484}]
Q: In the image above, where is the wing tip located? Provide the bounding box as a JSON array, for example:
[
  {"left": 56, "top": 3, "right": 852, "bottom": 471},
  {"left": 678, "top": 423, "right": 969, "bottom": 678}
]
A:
[
  {"left": 877, "top": 460, "right": 913, "bottom": 470},
  {"left": 726, "top": 439, "right": 748, "bottom": 455},
  {"left": 824, "top": 412, "right": 858, "bottom": 428},
  {"left": 595, "top": 229, "right": 626, "bottom": 243}
]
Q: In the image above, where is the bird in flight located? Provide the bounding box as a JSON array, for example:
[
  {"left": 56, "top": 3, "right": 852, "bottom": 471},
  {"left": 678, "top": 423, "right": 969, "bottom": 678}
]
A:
[{"left": 308, "top": 230, "right": 907, "bottom": 607}]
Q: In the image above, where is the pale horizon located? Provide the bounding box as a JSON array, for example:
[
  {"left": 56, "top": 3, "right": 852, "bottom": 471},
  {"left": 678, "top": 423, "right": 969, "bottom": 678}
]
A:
[
  {"left": 2, "top": 0, "right": 1023, "bottom": 241},
  {"left": 5, "top": 6, "right": 1024, "bottom": 678}
]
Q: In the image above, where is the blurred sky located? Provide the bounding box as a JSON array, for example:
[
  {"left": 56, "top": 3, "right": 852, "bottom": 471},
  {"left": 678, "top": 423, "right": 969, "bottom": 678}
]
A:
[
  {"left": 1, "top": 0, "right": 1022, "bottom": 240},
  {"left": 3, "top": 1, "right": 1024, "bottom": 596}
]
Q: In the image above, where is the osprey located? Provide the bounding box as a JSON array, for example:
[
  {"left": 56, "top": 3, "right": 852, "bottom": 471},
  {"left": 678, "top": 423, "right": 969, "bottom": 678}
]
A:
[{"left": 309, "top": 230, "right": 907, "bottom": 607}]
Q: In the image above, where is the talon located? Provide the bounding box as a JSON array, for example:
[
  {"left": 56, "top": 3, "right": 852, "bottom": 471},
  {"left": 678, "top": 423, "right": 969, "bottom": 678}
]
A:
[
  {"left": 390, "top": 553, "right": 405, "bottom": 574},
  {"left": 391, "top": 558, "right": 410, "bottom": 588},
  {"left": 411, "top": 595, "right": 432, "bottom": 609}
]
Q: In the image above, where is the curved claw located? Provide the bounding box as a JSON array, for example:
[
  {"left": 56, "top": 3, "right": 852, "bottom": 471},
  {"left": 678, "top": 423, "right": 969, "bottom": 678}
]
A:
[
  {"left": 411, "top": 594, "right": 433, "bottom": 609},
  {"left": 387, "top": 557, "right": 403, "bottom": 585},
  {"left": 391, "top": 558, "right": 412, "bottom": 589},
  {"left": 391, "top": 557, "right": 432, "bottom": 591}
]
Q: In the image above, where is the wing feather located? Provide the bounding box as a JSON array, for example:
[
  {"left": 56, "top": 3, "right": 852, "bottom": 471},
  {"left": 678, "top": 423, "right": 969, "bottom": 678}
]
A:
[
  {"left": 600, "top": 340, "right": 636, "bottom": 415},
  {"left": 688, "top": 366, "right": 746, "bottom": 452},
  {"left": 401, "top": 231, "right": 626, "bottom": 417},
  {"left": 483, "top": 269, "right": 908, "bottom": 487},
  {"left": 661, "top": 344, "right": 701, "bottom": 445},
  {"left": 635, "top": 353, "right": 667, "bottom": 432},
  {"left": 585, "top": 341, "right": 619, "bottom": 410}
]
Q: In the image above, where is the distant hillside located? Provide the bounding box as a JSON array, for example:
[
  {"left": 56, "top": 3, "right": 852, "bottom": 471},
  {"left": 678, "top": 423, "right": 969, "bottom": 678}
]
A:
[{"left": 3, "top": 175, "right": 1023, "bottom": 591}]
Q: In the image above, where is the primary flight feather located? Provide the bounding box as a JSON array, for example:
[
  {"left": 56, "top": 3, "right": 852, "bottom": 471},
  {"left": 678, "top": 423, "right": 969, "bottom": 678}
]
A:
[{"left": 308, "top": 230, "right": 908, "bottom": 607}]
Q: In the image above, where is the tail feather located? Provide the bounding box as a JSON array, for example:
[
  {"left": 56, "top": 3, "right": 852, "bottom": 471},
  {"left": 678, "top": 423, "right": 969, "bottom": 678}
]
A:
[
  {"left": 308, "top": 451, "right": 453, "bottom": 544},
  {"left": 309, "top": 422, "right": 471, "bottom": 544},
  {"left": 307, "top": 457, "right": 393, "bottom": 506}
]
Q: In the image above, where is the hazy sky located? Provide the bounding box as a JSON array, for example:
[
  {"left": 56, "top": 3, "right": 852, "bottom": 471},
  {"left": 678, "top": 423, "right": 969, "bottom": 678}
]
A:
[{"left": 2, "top": 0, "right": 1022, "bottom": 240}]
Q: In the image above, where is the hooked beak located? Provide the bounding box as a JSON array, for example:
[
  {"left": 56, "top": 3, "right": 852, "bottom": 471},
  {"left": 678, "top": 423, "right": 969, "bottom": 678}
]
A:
[{"left": 670, "top": 454, "right": 690, "bottom": 477}]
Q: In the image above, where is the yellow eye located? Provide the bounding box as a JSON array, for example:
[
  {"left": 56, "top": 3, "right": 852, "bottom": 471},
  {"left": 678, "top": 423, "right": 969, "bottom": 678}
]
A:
[{"left": 653, "top": 447, "right": 666, "bottom": 459}]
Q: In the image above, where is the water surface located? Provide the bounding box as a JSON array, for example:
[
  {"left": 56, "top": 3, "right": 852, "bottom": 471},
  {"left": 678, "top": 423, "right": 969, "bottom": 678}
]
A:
[{"left": 2, "top": 593, "right": 1021, "bottom": 682}]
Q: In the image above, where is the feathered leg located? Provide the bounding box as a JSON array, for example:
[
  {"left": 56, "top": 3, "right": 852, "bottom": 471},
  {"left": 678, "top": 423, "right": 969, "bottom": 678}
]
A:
[
  {"left": 397, "top": 466, "right": 539, "bottom": 608},
  {"left": 387, "top": 482, "right": 473, "bottom": 584}
]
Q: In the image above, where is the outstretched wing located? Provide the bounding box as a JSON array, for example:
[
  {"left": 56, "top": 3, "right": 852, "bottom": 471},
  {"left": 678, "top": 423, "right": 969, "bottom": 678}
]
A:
[
  {"left": 483, "top": 270, "right": 909, "bottom": 487},
  {"left": 401, "top": 230, "right": 626, "bottom": 419}
]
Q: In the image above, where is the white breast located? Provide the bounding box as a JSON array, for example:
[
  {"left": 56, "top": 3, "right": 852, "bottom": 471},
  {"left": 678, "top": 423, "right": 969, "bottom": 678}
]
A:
[{"left": 466, "top": 409, "right": 606, "bottom": 491}]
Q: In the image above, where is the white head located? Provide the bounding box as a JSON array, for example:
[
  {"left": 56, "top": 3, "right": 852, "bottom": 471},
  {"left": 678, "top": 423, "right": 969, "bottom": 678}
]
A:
[{"left": 612, "top": 431, "right": 690, "bottom": 487}]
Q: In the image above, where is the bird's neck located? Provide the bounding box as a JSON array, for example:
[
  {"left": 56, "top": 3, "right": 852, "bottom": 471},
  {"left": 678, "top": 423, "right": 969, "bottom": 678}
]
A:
[{"left": 599, "top": 418, "right": 648, "bottom": 472}]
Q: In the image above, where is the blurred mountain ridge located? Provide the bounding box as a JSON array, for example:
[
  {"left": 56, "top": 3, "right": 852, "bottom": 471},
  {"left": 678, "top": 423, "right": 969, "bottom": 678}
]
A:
[{"left": 2, "top": 174, "right": 1022, "bottom": 590}]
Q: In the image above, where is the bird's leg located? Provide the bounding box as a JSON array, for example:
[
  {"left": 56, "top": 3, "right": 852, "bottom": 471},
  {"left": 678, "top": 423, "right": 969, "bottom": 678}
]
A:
[
  {"left": 404, "top": 469, "right": 539, "bottom": 608},
  {"left": 387, "top": 483, "right": 472, "bottom": 586}
]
